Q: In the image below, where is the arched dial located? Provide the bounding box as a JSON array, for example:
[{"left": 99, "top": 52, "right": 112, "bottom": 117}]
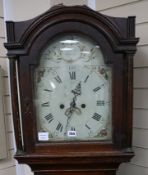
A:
[{"left": 34, "top": 34, "right": 112, "bottom": 141}]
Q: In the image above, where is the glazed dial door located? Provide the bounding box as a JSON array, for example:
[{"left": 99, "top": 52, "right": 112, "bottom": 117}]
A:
[{"left": 34, "top": 34, "right": 112, "bottom": 142}]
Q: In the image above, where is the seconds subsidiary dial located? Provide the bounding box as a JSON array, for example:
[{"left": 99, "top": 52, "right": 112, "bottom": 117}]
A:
[{"left": 34, "top": 34, "right": 112, "bottom": 141}]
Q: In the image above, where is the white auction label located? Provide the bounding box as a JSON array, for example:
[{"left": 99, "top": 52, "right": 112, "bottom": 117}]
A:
[
  {"left": 68, "top": 131, "right": 77, "bottom": 137},
  {"left": 38, "top": 132, "right": 49, "bottom": 141}
]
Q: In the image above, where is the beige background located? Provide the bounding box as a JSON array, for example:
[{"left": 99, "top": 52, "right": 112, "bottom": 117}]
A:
[{"left": 0, "top": 0, "right": 148, "bottom": 174}]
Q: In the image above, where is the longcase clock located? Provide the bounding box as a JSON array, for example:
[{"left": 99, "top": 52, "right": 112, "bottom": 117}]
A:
[{"left": 4, "top": 5, "right": 139, "bottom": 175}]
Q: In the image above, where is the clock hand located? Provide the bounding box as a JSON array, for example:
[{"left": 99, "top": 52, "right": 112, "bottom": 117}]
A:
[
  {"left": 70, "top": 94, "right": 82, "bottom": 113},
  {"left": 73, "top": 107, "right": 81, "bottom": 115},
  {"left": 64, "top": 82, "right": 83, "bottom": 136},
  {"left": 64, "top": 106, "right": 81, "bottom": 136},
  {"left": 64, "top": 107, "right": 74, "bottom": 136},
  {"left": 70, "top": 81, "right": 81, "bottom": 109},
  {"left": 71, "top": 82, "right": 81, "bottom": 96},
  {"left": 65, "top": 105, "right": 81, "bottom": 117},
  {"left": 65, "top": 96, "right": 77, "bottom": 118},
  {"left": 70, "top": 98, "right": 76, "bottom": 108},
  {"left": 64, "top": 82, "right": 82, "bottom": 133},
  {"left": 65, "top": 107, "right": 74, "bottom": 117}
]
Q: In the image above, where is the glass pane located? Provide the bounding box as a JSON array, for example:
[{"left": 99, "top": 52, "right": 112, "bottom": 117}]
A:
[{"left": 34, "top": 33, "right": 112, "bottom": 142}]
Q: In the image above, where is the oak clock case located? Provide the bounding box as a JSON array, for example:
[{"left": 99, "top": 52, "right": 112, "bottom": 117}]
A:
[{"left": 4, "top": 5, "right": 138, "bottom": 175}]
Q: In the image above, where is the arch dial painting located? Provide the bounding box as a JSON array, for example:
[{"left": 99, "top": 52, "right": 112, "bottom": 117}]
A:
[{"left": 34, "top": 34, "right": 112, "bottom": 141}]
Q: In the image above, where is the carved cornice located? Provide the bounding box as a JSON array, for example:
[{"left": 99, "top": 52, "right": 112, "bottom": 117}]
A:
[{"left": 4, "top": 5, "right": 139, "bottom": 57}]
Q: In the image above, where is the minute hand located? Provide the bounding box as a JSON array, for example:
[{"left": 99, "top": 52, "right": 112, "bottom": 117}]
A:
[{"left": 71, "top": 82, "right": 81, "bottom": 96}]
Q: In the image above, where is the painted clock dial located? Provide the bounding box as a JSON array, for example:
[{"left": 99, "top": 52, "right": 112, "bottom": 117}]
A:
[{"left": 34, "top": 33, "right": 112, "bottom": 141}]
